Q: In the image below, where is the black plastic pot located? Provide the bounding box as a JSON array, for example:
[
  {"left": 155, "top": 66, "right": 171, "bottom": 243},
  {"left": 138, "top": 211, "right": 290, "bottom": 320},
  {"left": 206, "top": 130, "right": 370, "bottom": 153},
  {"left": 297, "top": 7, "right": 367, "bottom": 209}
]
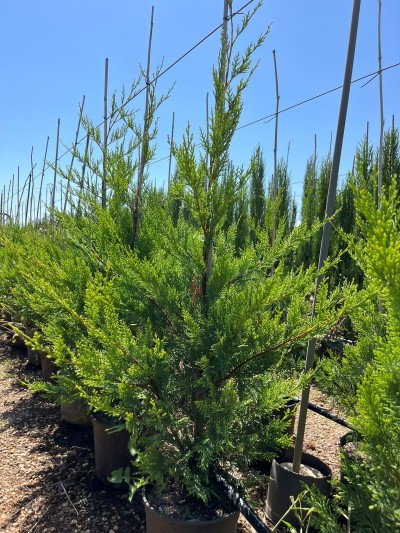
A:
[
  {"left": 61, "top": 399, "right": 92, "bottom": 426},
  {"left": 91, "top": 412, "right": 131, "bottom": 483},
  {"left": 143, "top": 491, "right": 240, "bottom": 533},
  {"left": 27, "top": 345, "right": 42, "bottom": 366},
  {"left": 338, "top": 431, "right": 365, "bottom": 484},
  {"left": 265, "top": 447, "right": 331, "bottom": 529},
  {"left": 40, "top": 352, "right": 58, "bottom": 382},
  {"left": 24, "top": 328, "right": 41, "bottom": 365}
]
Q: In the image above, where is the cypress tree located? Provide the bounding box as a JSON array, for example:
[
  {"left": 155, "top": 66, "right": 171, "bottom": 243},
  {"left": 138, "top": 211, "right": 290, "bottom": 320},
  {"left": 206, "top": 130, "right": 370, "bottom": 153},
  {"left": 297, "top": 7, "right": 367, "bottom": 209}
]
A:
[
  {"left": 381, "top": 126, "right": 400, "bottom": 192},
  {"left": 249, "top": 145, "right": 266, "bottom": 243},
  {"left": 312, "top": 155, "right": 331, "bottom": 264},
  {"left": 297, "top": 157, "right": 317, "bottom": 266}
]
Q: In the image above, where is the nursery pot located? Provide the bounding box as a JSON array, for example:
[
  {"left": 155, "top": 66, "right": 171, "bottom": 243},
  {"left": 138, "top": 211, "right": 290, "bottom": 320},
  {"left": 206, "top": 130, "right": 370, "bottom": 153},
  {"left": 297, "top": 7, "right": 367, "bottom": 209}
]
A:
[
  {"left": 91, "top": 412, "right": 131, "bottom": 483},
  {"left": 339, "top": 431, "right": 364, "bottom": 484},
  {"left": 40, "top": 352, "right": 58, "bottom": 382},
  {"left": 27, "top": 344, "right": 42, "bottom": 366},
  {"left": 265, "top": 447, "right": 331, "bottom": 529},
  {"left": 143, "top": 492, "right": 240, "bottom": 533},
  {"left": 25, "top": 327, "right": 41, "bottom": 365},
  {"left": 61, "top": 399, "right": 92, "bottom": 426}
]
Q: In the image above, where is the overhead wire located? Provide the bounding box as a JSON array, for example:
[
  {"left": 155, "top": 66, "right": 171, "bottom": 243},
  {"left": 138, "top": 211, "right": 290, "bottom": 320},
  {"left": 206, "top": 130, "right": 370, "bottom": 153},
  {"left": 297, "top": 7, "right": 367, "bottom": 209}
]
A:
[{"left": 148, "top": 60, "right": 400, "bottom": 168}]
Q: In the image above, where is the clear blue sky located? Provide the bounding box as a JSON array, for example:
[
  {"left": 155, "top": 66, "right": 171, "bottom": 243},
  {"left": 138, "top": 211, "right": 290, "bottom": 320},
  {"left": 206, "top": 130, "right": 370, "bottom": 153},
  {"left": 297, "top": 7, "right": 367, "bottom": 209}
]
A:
[{"left": 0, "top": 0, "right": 399, "bottom": 211}]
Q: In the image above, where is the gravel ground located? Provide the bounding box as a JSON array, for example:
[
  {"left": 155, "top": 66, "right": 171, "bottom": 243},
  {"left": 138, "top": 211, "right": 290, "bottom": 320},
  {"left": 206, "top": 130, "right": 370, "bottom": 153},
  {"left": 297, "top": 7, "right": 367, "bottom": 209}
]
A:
[{"left": 0, "top": 330, "right": 348, "bottom": 533}]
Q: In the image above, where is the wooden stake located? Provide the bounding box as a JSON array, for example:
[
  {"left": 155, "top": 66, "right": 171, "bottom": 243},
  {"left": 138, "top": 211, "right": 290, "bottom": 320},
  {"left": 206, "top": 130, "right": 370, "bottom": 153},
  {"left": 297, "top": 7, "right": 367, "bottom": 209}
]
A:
[
  {"left": 272, "top": 49, "right": 280, "bottom": 244},
  {"left": 313, "top": 134, "right": 317, "bottom": 183},
  {"left": 16, "top": 166, "right": 21, "bottom": 224},
  {"left": 168, "top": 111, "right": 175, "bottom": 187},
  {"left": 6, "top": 178, "right": 11, "bottom": 221},
  {"left": 102, "top": 60, "right": 108, "bottom": 209},
  {"left": 37, "top": 136, "right": 49, "bottom": 221},
  {"left": 77, "top": 134, "right": 90, "bottom": 216},
  {"left": 293, "top": 0, "right": 361, "bottom": 474},
  {"left": 132, "top": 5, "right": 154, "bottom": 249},
  {"left": 10, "top": 174, "right": 14, "bottom": 220},
  {"left": 52, "top": 119, "right": 61, "bottom": 215},
  {"left": 64, "top": 95, "right": 86, "bottom": 212},
  {"left": 30, "top": 146, "right": 35, "bottom": 222},
  {"left": 205, "top": 92, "right": 210, "bottom": 193},
  {"left": 377, "top": 0, "right": 384, "bottom": 208}
]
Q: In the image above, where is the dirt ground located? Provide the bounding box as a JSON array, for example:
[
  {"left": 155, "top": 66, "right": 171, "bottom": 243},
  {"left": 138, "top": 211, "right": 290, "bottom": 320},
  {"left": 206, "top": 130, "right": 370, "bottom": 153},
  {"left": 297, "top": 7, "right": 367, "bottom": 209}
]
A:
[{"left": 0, "top": 329, "right": 348, "bottom": 533}]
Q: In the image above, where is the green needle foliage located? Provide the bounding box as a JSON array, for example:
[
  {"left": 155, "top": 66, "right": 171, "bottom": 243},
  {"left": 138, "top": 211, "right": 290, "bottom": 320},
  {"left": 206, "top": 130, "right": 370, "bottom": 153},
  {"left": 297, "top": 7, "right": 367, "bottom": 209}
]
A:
[
  {"left": 0, "top": 1, "right": 362, "bottom": 511},
  {"left": 302, "top": 179, "right": 400, "bottom": 532}
]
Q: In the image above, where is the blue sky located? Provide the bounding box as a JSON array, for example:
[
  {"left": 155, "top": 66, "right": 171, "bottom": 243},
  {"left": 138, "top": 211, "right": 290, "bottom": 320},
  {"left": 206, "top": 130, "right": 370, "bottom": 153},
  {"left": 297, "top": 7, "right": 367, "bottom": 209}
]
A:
[{"left": 0, "top": 0, "right": 399, "bottom": 212}]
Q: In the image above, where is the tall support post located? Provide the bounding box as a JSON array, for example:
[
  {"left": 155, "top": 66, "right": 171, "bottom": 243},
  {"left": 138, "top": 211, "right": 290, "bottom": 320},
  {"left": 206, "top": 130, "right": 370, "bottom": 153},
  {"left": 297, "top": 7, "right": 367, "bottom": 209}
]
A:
[
  {"left": 132, "top": 5, "right": 154, "bottom": 249},
  {"left": 377, "top": 0, "right": 384, "bottom": 207},
  {"left": 77, "top": 133, "right": 90, "bottom": 216},
  {"left": 6, "top": 178, "right": 12, "bottom": 221},
  {"left": 30, "top": 146, "right": 35, "bottom": 222},
  {"left": 102, "top": 60, "right": 108, "bottom": 209},
  {"left": 272, "top": 49, "right": 280, "bottom": 244},
  {"left": 16, "top": 166, "right": 21, "bottom": 225},
  {"left": 52, "top": 119, "right": 61, "bottom": 217},
  {"left": 64, "top": 95, "right": 86, "bottom": 212},
  {"left": 205, "top": 92, "right": 210, "bottom": 193},
  {"left": 168, "top": 111, "right": 175, "bottom": 188},
  {"left": 10, "top": 174, "right": 14, "bottom": 221},
  {"left": 293, "top": 0, "right": 361, "bottom": 473},
  {"left": 37, "top": 136, "right": 49, "bottom": 222}
]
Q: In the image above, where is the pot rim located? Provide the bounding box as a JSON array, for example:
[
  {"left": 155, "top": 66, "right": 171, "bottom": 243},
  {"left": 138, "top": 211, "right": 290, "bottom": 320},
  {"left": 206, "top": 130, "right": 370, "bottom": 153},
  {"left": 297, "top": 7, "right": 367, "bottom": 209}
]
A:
[
  {"left": 272, "top": 447, "right": 332, "bottom": 480},
  {"left": 142, "top": 489, "right": 240, "bottom": 525}
]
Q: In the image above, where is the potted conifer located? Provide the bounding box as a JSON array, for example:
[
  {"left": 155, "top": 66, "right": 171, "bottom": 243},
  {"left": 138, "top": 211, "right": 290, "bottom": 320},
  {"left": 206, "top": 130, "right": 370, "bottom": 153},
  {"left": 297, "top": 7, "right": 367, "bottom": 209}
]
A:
[{"left": 82, "top": 4, "right": 354, "bottom": 529}]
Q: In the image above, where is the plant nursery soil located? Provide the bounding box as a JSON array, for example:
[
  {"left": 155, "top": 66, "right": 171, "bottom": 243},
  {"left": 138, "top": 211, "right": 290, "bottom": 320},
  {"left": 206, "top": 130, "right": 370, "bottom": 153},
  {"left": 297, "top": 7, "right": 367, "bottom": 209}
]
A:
[{"left": 0, "top": 329, "right": 348, "bottom": 533}]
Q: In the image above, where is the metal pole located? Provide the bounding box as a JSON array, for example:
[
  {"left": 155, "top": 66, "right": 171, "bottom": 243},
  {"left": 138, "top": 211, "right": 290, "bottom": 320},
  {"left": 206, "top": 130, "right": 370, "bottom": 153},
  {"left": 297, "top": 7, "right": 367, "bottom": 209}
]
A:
[
  {"left": 293, "top": 0, "right": 361, "bottom": 473},
  {"left": 102, "top": 61, "right": 108, "bottom": 210}
]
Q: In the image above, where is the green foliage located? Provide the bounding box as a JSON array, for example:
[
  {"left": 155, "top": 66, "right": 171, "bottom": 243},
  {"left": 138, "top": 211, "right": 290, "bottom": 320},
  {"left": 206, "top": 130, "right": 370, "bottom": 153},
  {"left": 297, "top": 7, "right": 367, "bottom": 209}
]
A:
[{"left": 304, "top": 180, "right": 400, "bottom": 532}]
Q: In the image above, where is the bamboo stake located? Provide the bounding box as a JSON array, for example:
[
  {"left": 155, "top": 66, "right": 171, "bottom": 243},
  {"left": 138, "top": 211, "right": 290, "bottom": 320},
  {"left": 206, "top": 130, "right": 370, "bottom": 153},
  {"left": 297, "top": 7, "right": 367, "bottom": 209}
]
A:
[
  {"left": 168, "top": 111, "right": 175, "bottom": 187},
  {"left": 45, "top": 185, "right": 49, "bottom": 220},
  {"left": 6, "top": 178, "right": 11, "bottom": 221},
  {"left": 52, "top": 119, "right": 61, "bottom": 217},
  {"left": 390, "top": 114, "right": 395, "bottom": 179},
  {"left": 313, "top": 134, "right": 317, "bottom": 183},
  {"left": 25, "top": 148, "right": 34, "bottom": 225},
  {"left": 286, "top": 140, "right": 291, "bottom": 170},
  {"left": 77, "top": 133, "right": 90, "bottom": 216},
  {"left": 102, "top": 60, "right": 108, "bottom": 210},
  {"left": 16, "top": 166, "right": 21, "bottom": 224},
  {"left": 37, "top": 136, "right": 49, "bottom": 222},
  {"left": 293, "top": 0, "right": 361, "bottom": 474},
  {"left": 205, "top": 92, "right": 210, "bottom": 193},
  {"left": 365, "top": 121, "right": 369, "bottom": 181},
  {"left": 272, "top": 49, "right": 280, "bottom": 244},
  {"left": 132, "top": 5, "right": 154, "bottom": 249},
  {"left": 377, "top": 0, "right": 384, "bottom": 208},
  {"left": 64, "top": 95, "right": 86, "bottom": 212},
  {"left": 10, "top": 174, "right": 14, "bottom": 221},
  {"left": 29, "top": 146, "right": 35, "bottom": 222}
]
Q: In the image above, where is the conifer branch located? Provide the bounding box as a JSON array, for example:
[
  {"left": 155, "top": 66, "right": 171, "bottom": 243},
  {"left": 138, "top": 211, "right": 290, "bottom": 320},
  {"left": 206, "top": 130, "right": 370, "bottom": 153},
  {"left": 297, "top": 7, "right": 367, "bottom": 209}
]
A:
[{"left": 214, "top": 322, "right": 323, "bottom": 388}]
